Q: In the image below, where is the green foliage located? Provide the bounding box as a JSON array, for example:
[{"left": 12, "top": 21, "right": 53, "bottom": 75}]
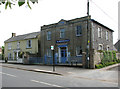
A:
[
  {"left": 0, "top": 0, "right": 38, "bottom": 9},
  {"left": 95, "top": 50, "right": 119, "bottom": 69},
  {"left": 18, "top": 0, "right": 25, "bottom": 6},
  {"left": 18, "top": 51, "right": 24, "bottom": 58},
  {"left": 2, "top": 46, "right": 4, "bottom": 60},
  {"left": 112, "top": 51, "right": 117, "bottom": 62}
]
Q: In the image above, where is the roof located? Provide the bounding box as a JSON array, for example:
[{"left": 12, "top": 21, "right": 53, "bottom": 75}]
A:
[
  {"left": 41, "top": 16, "right": 114, "bottom": 32},
  {"left": 114, "top": 40, "right": 120, "bottom": 52},
  {"left": 4, "top": 32, "right": 40, "bottom": 43},
  {"left": 91, "top": 19, "right": 114, "bottom": 32}
]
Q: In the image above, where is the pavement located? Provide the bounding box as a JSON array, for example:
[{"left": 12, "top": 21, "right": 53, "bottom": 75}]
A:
[{"left": 0, "top": 60, "right": 119, "bottom": 84}]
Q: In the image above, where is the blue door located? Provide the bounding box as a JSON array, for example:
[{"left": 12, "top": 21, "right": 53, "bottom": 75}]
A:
[{"left": 61, "top": 47, "right": 67, "bottom": 63}]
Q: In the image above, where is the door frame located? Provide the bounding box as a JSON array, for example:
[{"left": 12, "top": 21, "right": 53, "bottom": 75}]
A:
[{"left": 58, "top": 45, "right": 68, "bottom": 63}]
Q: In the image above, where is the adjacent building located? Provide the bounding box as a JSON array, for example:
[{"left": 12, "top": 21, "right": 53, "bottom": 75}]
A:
[
  {"left": 40, "top": 16, "right": 114, "bottom": 68},
  {"left": 114, "top": 40, "right": 120, "bottom": 52},
  {"left": 4, "top": 32, "right": 40, "bottom": 61}
]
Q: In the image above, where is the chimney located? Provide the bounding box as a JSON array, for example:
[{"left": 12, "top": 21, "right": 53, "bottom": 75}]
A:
[{"left": 12, "top": 33, "right": 16, "bottom": 37}]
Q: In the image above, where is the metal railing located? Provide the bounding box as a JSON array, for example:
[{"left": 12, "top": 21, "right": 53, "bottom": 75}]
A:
[{"left": 23, "top": 56, "right": 82, "bottom": 65}]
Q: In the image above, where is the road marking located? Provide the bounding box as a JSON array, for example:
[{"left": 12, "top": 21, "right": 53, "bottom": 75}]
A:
[
  {"left": 31, "top": 80, "right": 63, "bottom": 87},
  {"left": 0, "top": 72, "right": 17, "bottom": 77}
]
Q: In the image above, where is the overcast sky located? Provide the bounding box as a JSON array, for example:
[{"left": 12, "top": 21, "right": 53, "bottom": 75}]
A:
[{"left": 0, "top": 0, "right": 119, "bottom": 46}]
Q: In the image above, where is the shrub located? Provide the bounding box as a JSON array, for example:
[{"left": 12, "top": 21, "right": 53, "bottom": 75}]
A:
[{"left": 113, "top": 51, "right": 117, "bottom": 62}]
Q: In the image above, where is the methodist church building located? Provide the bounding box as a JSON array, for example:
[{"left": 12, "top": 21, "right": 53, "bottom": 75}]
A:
[{"left": 40, "top": 16, "right": 114, "bottom": 68}]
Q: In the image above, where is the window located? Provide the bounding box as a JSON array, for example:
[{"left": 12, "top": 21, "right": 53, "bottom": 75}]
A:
[
  {"left": 26, "top": 40, "right": 32, "bottom": 48},
  {"left": 60, "top": 29, "right": 65, "bottom": 38},
  {"left": 98, "top": 44, "right": 103, "bottom": 50},
  {"left": 17, "top": 42, "right": 20, "bottom": 49},
  {"left": 107, "top": 45, "right": 110, "bottom": 51},
  {"left": 76, "top": 26, "right": 82, "bottom": 36},
  {"left": 47, "top": 49, "right": 52, "bottom": 57},
  {"left": 8, "top": 53, "right": 12, "bottom": 59},
  {"left": 76, "top": 46, "right": 82, "bottom": 56},
  {"left": 8, "top": 43, "right": 11, "bottom": 50},
  {"left": 106, "top": 31, "right": 109, "bottom": 40},
  {"left": 98, "top": 27, "right": 102, "bottom": 38},
  {"left": 47, "top": 31, "right": 51, "bottom": 40}
]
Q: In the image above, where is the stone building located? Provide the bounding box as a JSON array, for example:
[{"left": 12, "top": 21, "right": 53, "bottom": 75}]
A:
[
  {"left": 40, "top": 16, "right": 114, "bottom": 68},
  {"left": 114, "top": 40, "right": 120, "bottom": 52}
]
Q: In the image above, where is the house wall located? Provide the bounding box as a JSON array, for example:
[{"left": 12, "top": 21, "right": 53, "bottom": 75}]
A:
[
  {"left": 92, "top": 22, "right": 113, "bottom": 50},
  {"left": 4, "top": 38, "right": 39, "bottom": 59}
]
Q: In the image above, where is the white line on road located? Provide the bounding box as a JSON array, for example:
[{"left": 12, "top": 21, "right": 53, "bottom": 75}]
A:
[
  {"left": 0, "top": 72, "right": 17, "bottom": 77},
  {"left": 31, "top": 79, "right": 63, "bottom": 87}
]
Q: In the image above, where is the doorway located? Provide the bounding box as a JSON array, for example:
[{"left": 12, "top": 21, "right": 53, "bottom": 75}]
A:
[{"left": 58, "top": 46, "right": 68, "bottom": 63}]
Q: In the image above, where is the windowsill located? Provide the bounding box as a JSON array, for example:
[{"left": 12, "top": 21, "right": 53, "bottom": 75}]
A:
[
  {"left": 76, "top": 55, "right": 82, "bottom": 57},
  {"left": 26, "top": 47, "right": 32, "bottom": 49},
  {"left": 47, "top": 56, "right": 52, "bottom": 58},
  {"left": 47, "top": 39, "right": 51, "bottom": 41},
  {"left": 76, "top": 35, "right": 82, "bottom": 37}
]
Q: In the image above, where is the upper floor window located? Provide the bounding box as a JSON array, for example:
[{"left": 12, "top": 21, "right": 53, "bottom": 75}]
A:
[
  {"left": 60, "top": 29, "right": 65, "bottom": 38},
  {"left": 76, "top": 26, "right": 82, "bottom": 36},
  {"left": 17, "top": 42, "right": 20, "bottom": 49},
  {"left": 98, "top": 44, "right": 103, "bottom": 50},
  {"left": 26, "top": 40, "right": 32, "bottom": 48},
  {"left": 76, "top": 46, "right": 82, "bottom": 56},
  {"left": 47, "top": 31, "right": 51, "bottom": 40},
  {"left": 98, "top": 27, "right": 102, "bottom": 38},
  {"left": 106, "top": 31, "right": 109, "bottom": 40},
  {"left": 47, "top": 49, "right": 52, "bottom": 57},
  {"left": 8, "top": 43, "right": 11, "bottom": 50}
]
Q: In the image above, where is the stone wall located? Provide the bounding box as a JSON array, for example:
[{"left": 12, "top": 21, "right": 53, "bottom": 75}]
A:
[{"left": 92, "top": 50, "right": 120, "bottom": 68}]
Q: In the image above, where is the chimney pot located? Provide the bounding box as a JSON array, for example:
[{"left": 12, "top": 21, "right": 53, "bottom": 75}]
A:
[{"left": 12, "top": 33, "right": 16, "bottom": 37}]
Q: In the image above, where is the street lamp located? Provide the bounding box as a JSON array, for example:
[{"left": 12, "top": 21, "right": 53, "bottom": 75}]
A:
[{"left": 51, "top": 45, "right": 55, "bottom": 71}]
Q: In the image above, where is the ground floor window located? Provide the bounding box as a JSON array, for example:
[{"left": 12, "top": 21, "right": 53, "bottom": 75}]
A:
[
  {"left": 8, "top": 53, "right": 12, "bottom": 59},
  {"left": 47, "top": 49, "right": 52, "bottom": 57},
  {"left": 107, "top": 45, "right": 110, "bottom": 51},
  {"left": 76, "top": 46, "right": 82, "bottom": 56},
  {"left": 98, "top": 44, "right": 103, "bottom": 50}
]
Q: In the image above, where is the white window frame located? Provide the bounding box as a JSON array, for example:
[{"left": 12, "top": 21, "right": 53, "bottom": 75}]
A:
[
  {"left": 26, "top": 40, "right": 32, "bottom": 48},
  {"left": 60, "top": 29, "right": 65, "bottom": 38},
  {"left": 98, "top": 44, "right": 103, "bottom": 50},
  {"left": 106, "top": 31, "right": 109, "bottom": 40},
  {"left": 76, "top": 26, "right": 82, "bottom": 36},
  {"left": 76, "top": 46, "right": 82, "bottom": 56},
  {"left": 47, "top": 31, "right": 51, "bottom": 40},
  {"left": 98, "top": 27, "right": 102, "bottom": 38},
  {"left": 8, "top": 43, "right": 11, "bottom": 50}
]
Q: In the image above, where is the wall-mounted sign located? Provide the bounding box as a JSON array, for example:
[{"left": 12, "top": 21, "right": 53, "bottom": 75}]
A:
[{"left": 56, "top": 39, "right": 70, "bottom": 43}]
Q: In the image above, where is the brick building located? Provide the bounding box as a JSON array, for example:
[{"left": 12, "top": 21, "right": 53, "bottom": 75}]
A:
[{"left": 40, "top": 16, "right": 114, "bottom": 68}]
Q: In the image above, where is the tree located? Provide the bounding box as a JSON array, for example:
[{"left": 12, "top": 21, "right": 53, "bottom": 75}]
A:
[
  {"left": 0, "top": 0, "right": 38, "bottom": 9},
  {"left": 2, "top": 46, "right": 4, "bottom": 60}
]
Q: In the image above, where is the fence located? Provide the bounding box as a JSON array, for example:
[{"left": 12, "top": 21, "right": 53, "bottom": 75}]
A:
[{"left": 23, "top": 56, "right": 82, "bottom": 65}]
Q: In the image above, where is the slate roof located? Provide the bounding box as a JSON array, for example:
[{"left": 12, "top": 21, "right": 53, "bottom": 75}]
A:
[
  {"left": 4, "top": 32, "right": 40, "bottom": 43},
  {"left": 114, "top": 40, "right": 120, "bottom": 52}
]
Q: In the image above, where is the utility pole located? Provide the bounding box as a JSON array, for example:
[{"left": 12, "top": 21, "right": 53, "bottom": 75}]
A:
[{"left": 86, "top": 0, "right": 90, "bottom": 68}]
